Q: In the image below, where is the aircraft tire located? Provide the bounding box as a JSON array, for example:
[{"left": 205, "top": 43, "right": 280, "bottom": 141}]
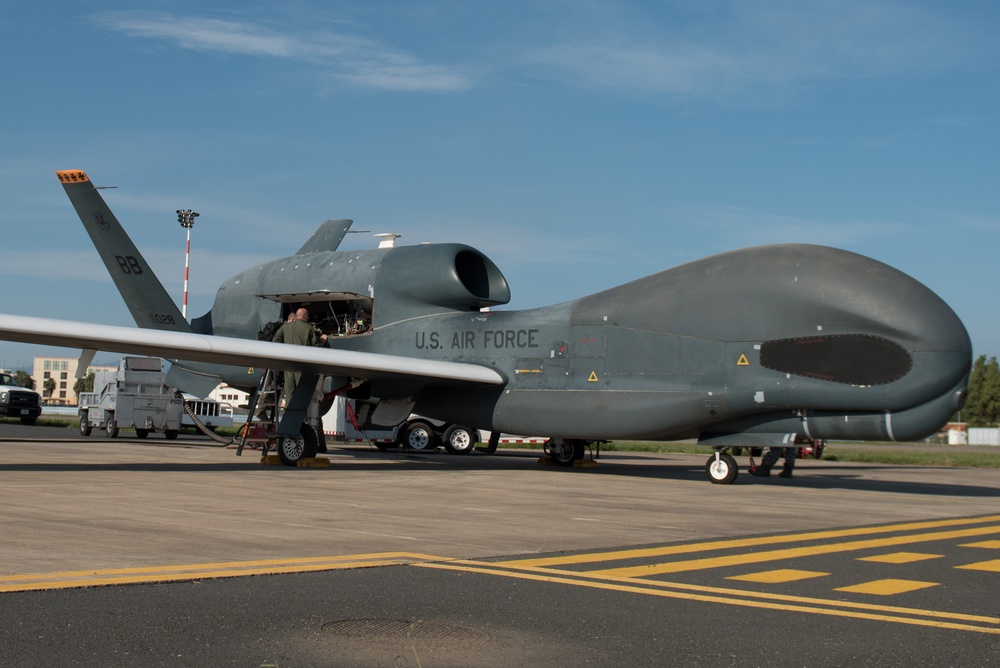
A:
[
  {"left": 79, "top": 412, "right": 92, "bottom": 437},
  {"left": 135, "top": 429, "right": 150, "bottom": 439},
  {"left": 278, "top": 424, "right": 319, "bottom": 466},
  {"left": 706, "top": 453, "right": 738, "bottom": 484},
  {"left": 404, "top": 421, "right": 438, "bottom": 451},
  {"left": 549, "top": 439, "right": 585, "bottom": 467},
  {"left": 442, "top": 425, "right": 476, "bottom": 455}
]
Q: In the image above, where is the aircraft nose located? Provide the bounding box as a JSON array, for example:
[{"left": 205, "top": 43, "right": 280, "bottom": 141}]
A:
[
  {"left": 870, "top": 260, "right": 972, "bottom": 416},
  {"left": 888, "top": 266, "right": 971, "bottom": 396}
]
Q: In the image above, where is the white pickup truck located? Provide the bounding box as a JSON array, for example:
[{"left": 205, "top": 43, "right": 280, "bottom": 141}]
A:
[{"left": 0, "top": 372, "right": 42, "bottom": 425}]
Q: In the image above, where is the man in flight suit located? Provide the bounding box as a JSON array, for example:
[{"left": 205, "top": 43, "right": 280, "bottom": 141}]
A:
[
  {"left": 272, "top": 307, "right": 328, "bottom": 404},
  {"left": 750, "top": 446, "right": 796, "bottom": 478}
]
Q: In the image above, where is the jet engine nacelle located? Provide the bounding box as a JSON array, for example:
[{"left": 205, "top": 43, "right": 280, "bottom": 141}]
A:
[{"left": 374, "top": 244, "right": 511, "bottom": 322}]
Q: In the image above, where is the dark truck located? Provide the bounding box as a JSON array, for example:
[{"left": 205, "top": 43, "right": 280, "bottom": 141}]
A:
[{"left": 0, "top": 372, "right": 42, "bottom": 425}]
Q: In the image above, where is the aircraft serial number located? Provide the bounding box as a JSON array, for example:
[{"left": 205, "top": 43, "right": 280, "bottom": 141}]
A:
[
  {"left": 415, "top": 329, "right": 539, "bottom": 350},
  {"left": 149, "top": 314, "right": 176, "bottom": 326}
]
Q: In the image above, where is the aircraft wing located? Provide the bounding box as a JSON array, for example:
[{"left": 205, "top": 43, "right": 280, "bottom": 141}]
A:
[{"left": 0, "top": 314, "right": 505, "bottom": 387}]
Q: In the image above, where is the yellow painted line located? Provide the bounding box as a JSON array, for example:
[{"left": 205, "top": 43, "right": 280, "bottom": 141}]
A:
[
  {"left": 0, "top": 552, "right": 447, "bottom": 593},
  {"left": 726, "top": 569, "right": 829, "bottom": 584},
  {"left": 835, "top": 579, "right": 940, "bottom": 596},
  {"left": 956, "top": 559, "right": 1000, "bottom": 573},
  {"left": 415, "top": 561, "right": 1000, "bottom": 634},
  {"left": 493, "top": 562, "right": 1000, "bottom": 626},
  {"left": 858, "top": 552, "right": 944, "bottom": 564},
  {"left": 590, "top": 524, "right": 1000, "bottom": 578},
  {"left": 961, "top": 540, "right": 1000, "bottom": 549},
  {"left": 498, "top": 515, "right": 1000, "bottom": 568}
]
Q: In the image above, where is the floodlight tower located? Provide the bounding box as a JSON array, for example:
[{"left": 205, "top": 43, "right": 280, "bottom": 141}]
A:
[{"left": 176, "top": 209, "right": 200, "bottom": 320}]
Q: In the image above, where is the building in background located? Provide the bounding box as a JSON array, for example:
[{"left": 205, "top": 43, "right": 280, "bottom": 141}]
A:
[
  {"left": 32, "top": 356, "right": 116, "bottom": 406},
  {"left": 32, "top": 355, "right": 249, "bottom": 408},
  {"left": 208, "top": 383, "right": 249, "bottom": 411}
]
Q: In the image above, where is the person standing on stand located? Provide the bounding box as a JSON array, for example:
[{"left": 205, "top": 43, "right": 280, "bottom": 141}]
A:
[{"left": 272, "top": 307, "right": 328, "bottom": 404}]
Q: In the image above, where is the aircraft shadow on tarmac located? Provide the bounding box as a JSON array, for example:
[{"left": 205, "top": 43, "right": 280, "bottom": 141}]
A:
[
  {"left": 1, "top": 441, "right": 997, "bottom": 498},
  {"left": 341, "top": 447, "right": 1000, "bottom": 498}
]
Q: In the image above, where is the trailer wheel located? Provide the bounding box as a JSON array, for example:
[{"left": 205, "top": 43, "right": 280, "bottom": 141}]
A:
[
  {"left": 79, "top": 412, "right": 91, "bottom": 437},
  {"left": 135, "top": 429, "right": 149, "bottom": 439},
  {"left": 164, "top": 430, "right": 179, "bottom": 440},
  {"left": 278, "top": 424, "right": 319, "bottom": 466},
  {"left": 404, "top": 421, "right": 438, "bottom": 451},
  {"left": 105, "top": 420, "right": 119, "bottom": 439},
  {"left": 443, "top": 425, "right": 476, "bottom": 455}
]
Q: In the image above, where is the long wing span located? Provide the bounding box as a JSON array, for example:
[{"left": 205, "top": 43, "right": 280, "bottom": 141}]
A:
[{"left": 0, "top": 314, "right": 505, "bottom": 387}]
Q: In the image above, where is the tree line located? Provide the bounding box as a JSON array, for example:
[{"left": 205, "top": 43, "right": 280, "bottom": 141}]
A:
[{"left": 961, "top": 355, "right": 1000, "bottom": 427}]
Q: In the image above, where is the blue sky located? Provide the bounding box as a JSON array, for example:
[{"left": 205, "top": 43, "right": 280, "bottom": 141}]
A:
[{"left": 1, "top": 1, "right": 997, "bottom": 370}]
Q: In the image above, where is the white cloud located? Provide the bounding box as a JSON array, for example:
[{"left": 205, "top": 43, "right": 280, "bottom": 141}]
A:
[
  {"left": 100, "top": 14, "right": 296, "bottom": 57},
  {"left": 524, "top": 1, "right": 990, "bottom": 101},
  {"left": 95, "top": 11, "right": 474, "bottom": 93}
]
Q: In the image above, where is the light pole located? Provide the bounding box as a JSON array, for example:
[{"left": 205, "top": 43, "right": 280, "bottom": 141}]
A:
[{"left": 176, "top": 209, "right": 200, "bottom": 320}]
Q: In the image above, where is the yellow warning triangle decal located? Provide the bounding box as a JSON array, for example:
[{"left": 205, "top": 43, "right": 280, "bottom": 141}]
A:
[
  {"left": 248, "top": 367, "right": 255, "bottom": 374},
  {"left": 588, "top": 371, "right": 599, "bottom": 382},
  {"left": 737, "top": 354, "right": 749, "bottom": 366}
]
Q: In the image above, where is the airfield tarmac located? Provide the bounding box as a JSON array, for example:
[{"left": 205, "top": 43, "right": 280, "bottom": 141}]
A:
[{"left": 1, "top": 425, "right": 998, "bottom": 666}]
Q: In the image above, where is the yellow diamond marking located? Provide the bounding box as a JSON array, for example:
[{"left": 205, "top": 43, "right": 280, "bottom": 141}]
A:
[
  {"left": 960, "top": 540, "right": 1000, "bottom": 549},
  {"left": 956, "top": 559, "right": 1000, "bottom": 573},
  {"left": 835, "top": 579, "right": 939, "bottom": 596},
  {"left": 727, "top": 569, "right": 829, "bottom": 584},
  {"left": 858, "top": 552, "right": 943, "bottom": 564}
]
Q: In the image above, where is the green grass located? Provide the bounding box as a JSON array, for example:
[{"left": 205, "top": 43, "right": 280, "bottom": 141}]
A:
[
  {"left": 818, "top": 449, "right": 1000, "bottom": 468},
  {"left": 0, "top": 416, "right": 78, "bottom": 428}
]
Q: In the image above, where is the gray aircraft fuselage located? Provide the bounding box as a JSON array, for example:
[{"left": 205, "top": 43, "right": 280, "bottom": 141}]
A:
[{"left": 188, "top": 240, "right": 971, "bottom": 445}]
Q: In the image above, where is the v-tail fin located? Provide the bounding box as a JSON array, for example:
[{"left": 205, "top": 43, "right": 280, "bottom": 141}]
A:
[
  {"left": 296, "top": 219, "right": 353, "bottom": 255},
  {"left": 56, "top": 170, "right": 191, "bottom": 333}
]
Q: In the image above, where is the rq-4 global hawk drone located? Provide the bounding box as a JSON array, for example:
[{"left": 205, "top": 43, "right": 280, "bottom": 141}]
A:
[{"left": 0, "top": 170, "right": 972, "bottom": 483}]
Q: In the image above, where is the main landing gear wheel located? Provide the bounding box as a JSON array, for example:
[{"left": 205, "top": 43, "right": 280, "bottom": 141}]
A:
[
  {"left": 442, "top": 425, "right": 476, "bottom": 455},
  {"left": 278, "top": 424, "right": 319, "bottom": 466},
  {"left": 547, "top": 439, "right": 585, "bottom": 467},
  {"left": 706, "top": 452, "right": 738, "bottom": 484},
  {"left": 404, "top": 421, "right": 438, "bottom": 451}
]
